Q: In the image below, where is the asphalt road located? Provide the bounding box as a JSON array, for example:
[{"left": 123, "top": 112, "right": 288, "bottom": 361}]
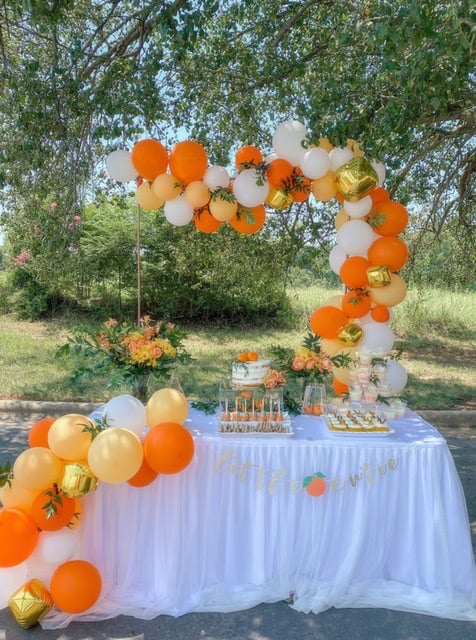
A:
[{"left": 0, "top": 408, "right": 475, "bottom": 640}]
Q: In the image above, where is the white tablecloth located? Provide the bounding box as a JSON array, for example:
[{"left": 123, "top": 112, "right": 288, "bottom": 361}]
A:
[{"left": 42, "top": 409, "right": 476, "bottom": 628}]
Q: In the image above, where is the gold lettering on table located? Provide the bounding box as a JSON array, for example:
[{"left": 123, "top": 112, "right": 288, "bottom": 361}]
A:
[
  {"left": 388, "top": 458, "right": 399, "bottom": 470},
  {"left": 268, "top": 468, "right": 287, "bottom": 496},
  {"left": 349, "top": 471, "right": 363, "bottom": 487},
  {"left": 214, "top": 449, "right": 236, "bottom": 472},
  {"left": 330, "top": 477, "right": 345, "bottom": 493},
  {"left": 256, "top": 466, "right": 267, "bottom": 490},
  {"left": 213, "top": 447, "right": 400, "bottom": 496},
  {"left": 361, "top": 463, "right": 376, "bottom": 486}
]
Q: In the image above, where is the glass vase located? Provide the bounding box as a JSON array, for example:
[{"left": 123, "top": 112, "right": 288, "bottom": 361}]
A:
[{"left": 131, "top": 374, "right": 151, "bottom": 404}]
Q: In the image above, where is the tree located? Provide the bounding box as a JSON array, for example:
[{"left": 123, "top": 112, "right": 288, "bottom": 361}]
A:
[{"left": 0, "top": 0, "right": 474, "bottom": 313}]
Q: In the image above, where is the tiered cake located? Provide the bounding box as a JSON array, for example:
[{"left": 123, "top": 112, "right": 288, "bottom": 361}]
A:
[{"left": 218, "top": 354, "right": 292, "bottom": 435}]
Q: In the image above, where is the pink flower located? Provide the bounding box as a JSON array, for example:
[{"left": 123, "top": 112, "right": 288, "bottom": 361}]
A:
[
  {"left": 291, "top": 356, "right": 306, "bottom": 371},
  {"left": 50, "top": 202, "right": 57, "bottom": 210},
  {"left": 72, "top": 215, "right": 81, "bottom": 223},
  {"left": 34, "top": 225, "right": 41, "bottom": 234},
  {"left": 67, "top": 222, "right": 74, "bottom": 230},
  {"left": 13, "top": 251, "right": 30, "bottom": 264}
]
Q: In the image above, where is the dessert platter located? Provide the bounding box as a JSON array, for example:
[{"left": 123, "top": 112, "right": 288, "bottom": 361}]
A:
[
  {"left": 218, "top": 354, "right": 293, "bottom": 436},
  {"left": 323, "top": 408, "right": 394, "bottom": 436}
]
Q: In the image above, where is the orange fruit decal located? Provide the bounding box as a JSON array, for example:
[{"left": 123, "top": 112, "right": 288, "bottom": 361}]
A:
[{"left": 303, "top": 472, "right": 327, "bottom": 497}]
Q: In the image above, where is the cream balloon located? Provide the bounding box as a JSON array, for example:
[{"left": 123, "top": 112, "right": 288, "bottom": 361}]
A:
[
  {"left": 136, "top": 181, "right": 165, "bottom": 210},
  {"left": 368, "top": 273, "right": 408, "bottom": 307},
  {"left": 48, "top": 414, "right": 93, "bottom": 461},
  {"left": 105, "top": 149, "right": 138, "bottom": 183},
  {"left": 152, "top": 173, "right": 181, "bottom": 201},
  {"left": 87, "top": 428, "right": 143, "bottom": 484},
  {"left": 322, "top": 295, "right": 344, "bottom": 309},
  {"left": 320, "top": 338, "right": 344, "bottom": 357},
  {"left": 0, "top": 478, "right": 38, "bottom": 511},
  {"left": 184, "top": 180, "right": 210, "bottom": 208},
  {"left": 13, "top": 447, "right": 63, "bottom": 492},
  {"left": 146, "top": 388, "right": 189, "bottom": 427},
  {"left": 335, "top": 209, "right": 350, "bottom": 230}
]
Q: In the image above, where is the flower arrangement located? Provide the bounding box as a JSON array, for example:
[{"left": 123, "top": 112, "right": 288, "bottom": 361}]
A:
[
  {"left": 270, "top": 331, "right": 351, "bottom": 385},
  {"left": 57, "top": 316, "right": 190, "bottom": 401},
  {"left": 263, "top": 368, "right": 286, "bottom": 388}
]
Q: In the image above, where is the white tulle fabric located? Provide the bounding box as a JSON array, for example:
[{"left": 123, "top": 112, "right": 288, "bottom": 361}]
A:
[{"left": 42, "top": 409, "right": 476, "bottom": 628}]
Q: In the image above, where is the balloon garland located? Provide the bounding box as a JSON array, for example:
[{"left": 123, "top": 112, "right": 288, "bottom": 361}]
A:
[
  {"left": 106, "top": 120, "right": 410, "bottom": 394},
  {"left": 0, "top": 388, "right": 193, "bottom": 627}
]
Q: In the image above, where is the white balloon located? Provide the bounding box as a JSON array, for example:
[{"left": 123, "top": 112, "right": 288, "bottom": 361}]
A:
[
  {"left": 329, "top": 244, "right": 347, "bottom": 275},
  {"left": 204, "top": 165, "right": 230, "bottom": 190},
  {"left": 380, "top": 359, "right": 408, "bottom": 396},
  {"left": 343, "top": 195, "right": 372, "bottom": 219},
  {"left": 0, "top": 563, "right": 28, "bottom": 608},
  {"left": 328, "top": 146, "right": 353, "bottom": 172},
  {"left": 25, "top": 555, "right": 56, "bottom": 588},
  {"left": 300, "top": 147, "right": 330, "bottom": 179},
  {"left": 272, "top": 120, "right": 308, "bottom": 167},
  {"left": 104, "top": 394, "right": 147, "bottom": 437},
  {"left": 358, "top": 322, "right": 395, "bottom": 354},
  {"left": 106, "top": 149, "right": 139, "bottom": 183},
  {"left": 164, "top": 195, "right": 194, "bottom": 226},
  {"left": 336, "top": 220, "right": 375, "bottom": 255},
  {"left": 371, "top": 160, "right": 386, "bottom": 186},
  {"left": 233, "top": 168, "right": 270, "bottom": 207},
  {"left": 264, "top": 152, "right": 278, "bottom": 164},
  {"left": 36, "top": 529, "right": 78, "bottom": 565}
]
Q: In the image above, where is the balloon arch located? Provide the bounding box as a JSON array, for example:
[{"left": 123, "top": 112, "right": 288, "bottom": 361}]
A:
[{"left": 106, "top": 120, "right": 409, "bottom": 396}]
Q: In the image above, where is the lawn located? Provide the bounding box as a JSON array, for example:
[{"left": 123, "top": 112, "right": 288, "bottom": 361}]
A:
[{"left": 0, "top": 284, "right": 474, "bottom": 410}]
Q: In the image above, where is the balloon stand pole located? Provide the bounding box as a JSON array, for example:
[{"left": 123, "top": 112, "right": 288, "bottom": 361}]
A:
[{"left": 136, "top": 203, "right": 142, "bottom": 324}]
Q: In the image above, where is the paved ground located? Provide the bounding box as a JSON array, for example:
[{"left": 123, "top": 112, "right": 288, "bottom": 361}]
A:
[{"left": 0, "top": 405, "right": 475, "bottom": 640}]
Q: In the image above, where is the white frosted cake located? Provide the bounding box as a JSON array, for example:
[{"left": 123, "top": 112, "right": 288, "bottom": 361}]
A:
[{"left": 232, "top": 359, "right": 271, "bottom": 387}]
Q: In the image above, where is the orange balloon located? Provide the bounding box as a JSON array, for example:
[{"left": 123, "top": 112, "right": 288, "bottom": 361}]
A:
[
  {"left": 332, "top": 378, "right": 349, "bottom": 396},
  {"left": 339, "top": 256, "right": 371, "bottom": 289},
  {"left": 193, "top": 207, "right": 222, "bottom": 233},
  {"left": 127, "top": 457, "right": 159, "bottom": 488},
  {"left": 312, "top": 172, "right": 337, "bottom": 201},
  {"left": 28, "top": 417, "right": 55, "bottom": 448},
  {"left": 310, "top": 306, "right": 348, "bottom": 340},
  {"left": 235, "top": 145, "right": 263, "bottom": 169},
  {"left": 370, "top": 187, "right": 390, "bottom": 207},
  {"left": 229, "top": 205, "right": 266, "bottom": 234},
  {"left": 67, "top": 498, "right": 84, "bottom": 530},
  {"left": 0, "top": 507, "right": 39, "bottom": 567},
  {"left": 169, "top": 140, "right": 208, "bottom": 185},
  {"left": 50, "top": 560, "right": 102, "bottom": 614},
  {"left": 341, "top": 289, "right": 371, "bottom": 318},
  {"left": 144, "top": 422, "right": 194, "bottom": 474},
  {"left": 370, "top": 200, "right": 409, "bottom": 236},
  {"left": 367, "top": 236, "right": 409, "bottom": 271},
  {"left": 291, "top": 169, "right": 312, "bottom": 202},
  {"left": 266, "top": 158, "right": 294, "bottom": 188},
  {"left": 371, "top": 304, "right": 390, "bottom": 322},
  {"left": 131, "top": 139, "right": 168, "bottom": 181},
  {"left": 30, "top": 488, "right": 76, "bottom": 531}
]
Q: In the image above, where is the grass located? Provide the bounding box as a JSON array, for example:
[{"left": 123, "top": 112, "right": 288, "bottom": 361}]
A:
[{"left": 0, "top": 284, "right": 474, "bottom": 410}]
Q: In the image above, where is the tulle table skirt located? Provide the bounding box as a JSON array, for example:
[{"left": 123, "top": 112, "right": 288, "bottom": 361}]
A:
[{"left": 42, "top": 409, "right": 476, "bottom": 628}]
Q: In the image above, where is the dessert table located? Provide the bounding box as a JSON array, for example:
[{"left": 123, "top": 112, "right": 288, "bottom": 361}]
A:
[{"left": 42, "top": 408, "right": 476, "bottom": 628}]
